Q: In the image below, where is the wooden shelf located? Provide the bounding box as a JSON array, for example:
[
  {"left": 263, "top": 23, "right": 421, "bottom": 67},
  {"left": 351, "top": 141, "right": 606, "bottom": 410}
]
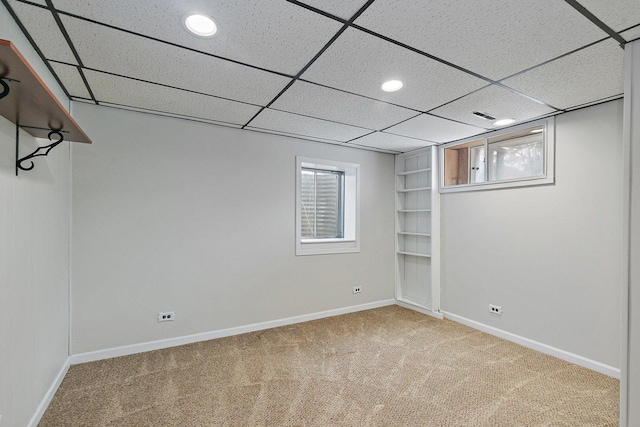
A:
[{"left": 0, "top": 39, "right": 91, "bottom": 143}]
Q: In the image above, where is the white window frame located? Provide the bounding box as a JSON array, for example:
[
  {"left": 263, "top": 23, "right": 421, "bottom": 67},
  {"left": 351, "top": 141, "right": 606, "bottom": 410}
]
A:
[
  {"left": 296, "top": 156, "right": 360, "bottom": 255},
  {"left": 439, "top": 118, "right": 555, "bottom": 193}
]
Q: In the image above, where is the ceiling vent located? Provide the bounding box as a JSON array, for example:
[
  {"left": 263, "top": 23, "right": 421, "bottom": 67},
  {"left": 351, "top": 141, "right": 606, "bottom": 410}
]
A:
[{"left": 472, "top": 111, "right": 496, "bottom": 121}]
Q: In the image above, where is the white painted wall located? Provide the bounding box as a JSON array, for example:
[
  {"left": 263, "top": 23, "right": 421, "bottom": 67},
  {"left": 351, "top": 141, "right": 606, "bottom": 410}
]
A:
[
  {"left": 441, "top": 100, "right": 623, "bottom": 368},
  {"left": 69, "top": 103, "right": 396, "bottom": 354},
  {"left": 0, "top": 5, "right": 71, "bottom": 426}
]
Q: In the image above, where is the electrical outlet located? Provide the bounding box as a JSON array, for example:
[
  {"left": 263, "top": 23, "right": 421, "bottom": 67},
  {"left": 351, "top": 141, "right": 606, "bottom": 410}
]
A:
[
  {"left": 489, "top": 304, "right": 503, "bottom": 315},
  {"left": 352, "top": 286, "right": 362, "bottom": 294},
  {"left": 157, "top": 311, "right": 175, "bottom": 322}
]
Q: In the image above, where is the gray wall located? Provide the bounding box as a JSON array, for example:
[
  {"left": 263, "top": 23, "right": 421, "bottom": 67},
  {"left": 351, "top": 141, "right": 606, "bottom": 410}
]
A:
[
  {"left": 441, "top": 100, "right": 623, "bottom": 368},
  {"left": 69, "top": 102, "right": 396, "bottom": 354},
  {"left": 0, "top": 5, "right": 71, "bottom": 426}
]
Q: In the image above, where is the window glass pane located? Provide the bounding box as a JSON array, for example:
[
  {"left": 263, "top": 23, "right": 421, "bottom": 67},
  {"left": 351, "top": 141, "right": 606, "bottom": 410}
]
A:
[
  {"left": 315, "top": 172, "right": 341, "bottom": 238},
  {"left": 488, "top": 129, "right": 543, "bottom": 182},
  {"left": 469, "top": 145, "right": 485, "bottom": 184},
  {"left": 301, "top": 168, "right": 343, "bottom": 239},
  {"left": 300, "top": 170, "right": 315, "bottom": 238},
  {"left": 443, "top": 139, "right": 484, "bottom": 187}
]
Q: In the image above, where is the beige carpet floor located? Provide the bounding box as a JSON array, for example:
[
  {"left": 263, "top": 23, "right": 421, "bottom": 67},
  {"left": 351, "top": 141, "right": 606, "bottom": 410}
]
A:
[{"left": 39, "top": 306, "right": 619, "bottom": 426}]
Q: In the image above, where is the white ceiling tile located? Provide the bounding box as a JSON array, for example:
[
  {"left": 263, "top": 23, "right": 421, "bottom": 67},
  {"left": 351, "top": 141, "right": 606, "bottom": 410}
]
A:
[
  {"left": 50, "top": 0, "right": 342, "bottom": 75},
  {"left": 49, "top": 61, "right": 91, "bottom": 98},
  {"left": 60, "top": 16, "right": 291, "bottom": 106},
  {"left": 7, "top": 0, "right": 76, "bottom": 64},
  {"left": 85, "top": 70, "right": 261, "bottom": 125},
  {"left": 350, "top": 132, "right": 432, "bottom": 153},
  {"left": 271, "top": 81, "right": 418, "bottom": 130},
  {"left": 622, "top": 26, "right": 640, "bottom": 42},
  {"left": 429, "top": 85, "right": 556, "bottom": 129},
  {"left": 296, "top": 1, "right": 369, "bottom": 20},
  {"left": 385, "top": 114, "right": 485, "bottom": 143},
  {"left": 577, "top": 0, "right": 640, "bottom": 32},
  {"left": 248, "top": 109, "right": 370, "bottom": 142},
  {"left": 502, "top": 40, "right": 624, "bottom": 110},
  {"left": 355, "top": 0, "right": 608, "bottom": 80},
  {"left": 301, "top": 27, "right": 487, "bottom": 112}
]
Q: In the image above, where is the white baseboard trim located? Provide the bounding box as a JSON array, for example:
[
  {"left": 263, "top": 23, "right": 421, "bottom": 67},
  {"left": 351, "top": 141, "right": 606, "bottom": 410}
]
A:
[
  {"left": 70, "top": 299, "right": 396, "bottom": 365},
  {"left": 28, "top": 357, "right": 70, "bottom": 427},
  {"left": 442, "top": 311, "right": 620, "bottom": 379},
  {"left": 395, "top": 298, "right": 444, "bottom": 320}
]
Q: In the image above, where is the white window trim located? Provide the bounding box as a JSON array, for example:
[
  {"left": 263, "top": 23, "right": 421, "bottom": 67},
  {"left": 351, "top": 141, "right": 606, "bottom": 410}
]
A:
[
  {"left": 296, "top": 156, "right": 360, "bottom": 256},
  {"left": 439, "top": 118, "right": 555, "bottom": 193}
]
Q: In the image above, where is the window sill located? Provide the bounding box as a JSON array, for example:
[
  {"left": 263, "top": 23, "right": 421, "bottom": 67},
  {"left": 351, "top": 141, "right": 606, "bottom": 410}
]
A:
[
  {"left": 440, "top": 174, "right": 553, "bottom": 193},
  {"left": 301, "top": 238, "right": 356, "bottom": 244},
  {"left": 297, "top": 238, "right": 359, "bottom": 256}
]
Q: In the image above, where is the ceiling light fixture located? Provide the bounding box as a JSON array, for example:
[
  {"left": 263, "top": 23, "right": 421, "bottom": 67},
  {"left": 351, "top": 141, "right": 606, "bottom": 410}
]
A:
[
  {"left": 184, "top": 14, "right": 218, "bottom": 37},
  {"left": 530, "top": 128, "right": 544, "bottom": 134},
  {"left": 493, "top": 118, "right": 515, "bottom": 127},
  {"left": 381, "top": 80, "right": 403, "bottom": 92}
]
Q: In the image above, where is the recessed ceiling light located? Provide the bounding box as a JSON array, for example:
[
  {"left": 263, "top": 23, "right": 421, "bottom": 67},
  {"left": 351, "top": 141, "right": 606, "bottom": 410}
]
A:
[
  {"left": 493, "top": 118, "right": 515, "bottom": 127},
  {"left": 184, "top": 14, "right": 217, "bottom": 37},
  {"left": 381, "top": 80, "right": 403, "bottom": 92}
]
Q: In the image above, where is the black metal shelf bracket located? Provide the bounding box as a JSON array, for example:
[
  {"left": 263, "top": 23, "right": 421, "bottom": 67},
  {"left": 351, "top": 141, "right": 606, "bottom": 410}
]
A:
[
  {"left": 0, "top": 78, "right": 10, "bottom": 100},
  {"left": 0, "top": 76, "right": 68, "bottom": 176},
  {"left": 15, "top": 127, "right": 66, "bottom": 176},
  {"left": 0, "top": 76, "right": 18, "bottom": 100}
]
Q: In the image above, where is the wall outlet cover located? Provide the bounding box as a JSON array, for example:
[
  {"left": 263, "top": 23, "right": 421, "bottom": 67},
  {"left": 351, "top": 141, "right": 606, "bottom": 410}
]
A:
[{"left": 157, "top": 311, "right": 176, "bottom": 322}]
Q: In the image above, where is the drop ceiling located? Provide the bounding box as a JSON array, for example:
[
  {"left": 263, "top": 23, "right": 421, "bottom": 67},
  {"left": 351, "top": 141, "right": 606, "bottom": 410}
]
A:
[{"left": 2, "top": 0, "right": 636, "bottom": 153}]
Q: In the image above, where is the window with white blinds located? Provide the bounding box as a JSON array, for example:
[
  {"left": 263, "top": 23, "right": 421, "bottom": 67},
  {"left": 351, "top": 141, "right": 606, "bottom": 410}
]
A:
[
  {"left": 300, "top": 168, "right": 344, "bottom": 239},
  {"left": 296, "top": 157, "right": 360, "bottom": 256}
]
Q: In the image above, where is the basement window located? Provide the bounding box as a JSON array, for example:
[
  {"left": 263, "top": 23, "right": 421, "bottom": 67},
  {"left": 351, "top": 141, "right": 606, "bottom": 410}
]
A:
[
  {"left": 440, "top": 118, "right": 554, "bottom": 193},
  {"left": 296, "top": 157, "right": 360, "bottom": 255}
]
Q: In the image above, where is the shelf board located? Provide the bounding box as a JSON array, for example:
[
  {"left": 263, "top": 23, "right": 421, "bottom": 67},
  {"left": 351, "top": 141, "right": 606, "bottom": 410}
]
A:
[
  {"left": 397, "top": 168, "right": 431, "bottom": 176},
  {"left": 397, "top": 186, "right": 431, "bottom": 192},
  {"left": 397, "top": 251, "right": 431, "bottom": 258},
  {"left": 397, "top": 209, "right": 431, "bottom": 213},
  {"left": 0, "top": 39, "right": 91, "bottom": 143},
  {"left": 398, "top": 232, "right": 431, "bottom": 237}
]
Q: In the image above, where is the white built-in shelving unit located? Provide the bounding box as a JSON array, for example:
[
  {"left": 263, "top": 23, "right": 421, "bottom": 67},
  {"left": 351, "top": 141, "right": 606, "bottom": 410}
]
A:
[{"left": 395, "top": 146, "right": 441, "bottom": 318}]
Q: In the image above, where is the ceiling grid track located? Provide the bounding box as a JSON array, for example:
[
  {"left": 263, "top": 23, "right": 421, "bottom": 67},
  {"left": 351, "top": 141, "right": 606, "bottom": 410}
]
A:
[
  {"left": 10, "top": 0, "right": 586, "bottom": 126},
  {"left": 3, "top": 0, "right": 635, "bottom": 152},
  {"left": 241, "top": 0, "right": 377, "bottom": 129},
  {"left": 564, "top": 0, "right": 627, "bottom": 46},
  {"left": 0, "top": 0, "right": 72, "bottom": 100},
  {"left": 43, "top": 0, "right": 98, "bottom": 104},
  {"left": 51, "top": 6, "right": 294, "bottom": 80}
]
